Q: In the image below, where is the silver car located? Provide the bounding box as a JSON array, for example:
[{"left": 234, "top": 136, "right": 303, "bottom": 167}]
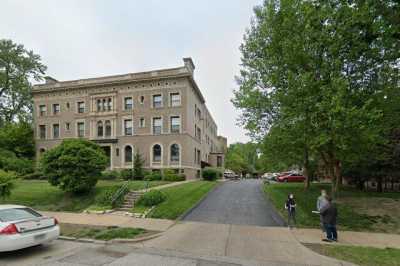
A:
[{"left": 0, "top": 205, "right": 60, "bottom": 252}]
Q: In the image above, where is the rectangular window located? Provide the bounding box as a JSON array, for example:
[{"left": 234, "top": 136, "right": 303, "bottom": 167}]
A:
[
  {"left": 65, "top": 122, "right": 70, "bottom": 131},
  {"left": 124, "top": 97, "right": 133, "bottom": 110},
  {"left": 53, "top": 104, "right": 60, "bottom": 115},
  {"left": 153, "top": 94, "right": 162, "bottom": 108},
  {"left": 53, "top": 124, "right": 59, "bottom": 139},
  {"left": 152, "top": 117, "right": 162, "bottom": 135},
  {"left": 39, "top": 125, "right": 46, "bottom": 139},
  {"left": 39, "top": 105, "right": 46, "bottom": 116},
  {"left": 107, "top": 98, "right": 112, "bottom": 111},
  {"left": 197, "top": 149, "right": 201, "bottom": 165},
  {"left": 170, "top": 93, "right": 181, "bottom": 107},
  {"left": 139, "top": 117, "right": 145, "bottom": 128},
  {"left": 77, "top": 102, "right": 85, "bottom": 113},
  {"left": 77, "top": 122, "right": 85, "bottom": 137},
  {"left": 170, "top": 116, "right": 180, "bottom": 133},
  {"left": 217, "top": 156, "right": 222, "bottom": 167},
  {"left": 197, "top": 127, "right": 201, "bottom": 142},
  {"left": 124, "top": 119, "right": 133, "bottom": 136}
]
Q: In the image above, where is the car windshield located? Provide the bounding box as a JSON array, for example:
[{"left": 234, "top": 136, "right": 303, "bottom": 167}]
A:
[{"left": 0, "top": 208, "right": 42, "bottom": 222}]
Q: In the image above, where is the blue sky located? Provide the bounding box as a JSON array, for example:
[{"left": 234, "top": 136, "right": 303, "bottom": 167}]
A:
[{"left": 1, "top": 0, "right": 262, "bottom": 144}]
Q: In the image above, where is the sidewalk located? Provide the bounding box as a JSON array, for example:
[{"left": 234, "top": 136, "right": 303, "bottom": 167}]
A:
[
  {"left": 40, "top": 211, "right": 174, "bottom": 232},
  {"left": 137, "top": 179, "right": 196, "bottom": 192},
  {"left": 292, "top": 228, "right": 400, "bottom": 249}
]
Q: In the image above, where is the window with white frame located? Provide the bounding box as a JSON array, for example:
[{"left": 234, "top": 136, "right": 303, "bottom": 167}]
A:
[
  {"left": 39, "top": 125, "right": 46, "bottom": 139},
  {"left": 77, "top": 122, "right": 85, "bottom": 137},
  {"left": 105, "top": 120, "right": 112, "bottom": 137},
  {"left": 124, "top": 119, "right": 133, "bottom": 136},
  {"left": 152, "top": 117, "right": 162, "bottom": 135},
  {"left": 170, "top": 116, "right": 180, "bottom": 133},
  {"left": 170, "top": 144, "right": 180, "bottom": 163},
  {"left": 97, "top": 121, "right": 103, "bottom": 137},
  {"left": 124, "top": 97, "right": 133, "bottom": 110},
  {"left": 53, "top": 104, "right": 60, "bottom": 115},
  {"left": 125, "top": 145, "right": 133, "bottom": 163},
  {"left": 170, "top": 93, "right": 181, "bottom": 107},
  {"left": 65, "top": 122, "right": 70, "bottom": 131},
  {"left": 53, "top": 124, "right": 59, "bottom": 139},
  {"left": 153, "top": 144, "right": 162, "bottom": 162},
  {"left": 77, "top": 102, "right": 85, "bottom": 113},
  {"left": 152, "top": 94, "right": 162, "bottom": 108},
  {"left": 139, "top": 117, "right": 145, "bottom": 128},
  {"left": 39, "top": 105, "right": 46, "bottom": 116}
]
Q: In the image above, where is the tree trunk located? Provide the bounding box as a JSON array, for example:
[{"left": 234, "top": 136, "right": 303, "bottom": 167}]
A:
[
  {"left": 334, "top": 160, "right": 342, "bottom": 192},
  {"left": 303, "top": 146, "right": 311, "bottom": 189},
  {"left": 377, "top": 176, "right": 383, "bottom": 193}
]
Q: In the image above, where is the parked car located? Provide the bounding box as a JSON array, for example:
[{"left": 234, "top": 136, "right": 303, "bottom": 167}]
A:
[
  {"left": 0, "top": 205, "right": 60, "bottom": 252},
  {"left": 224, "top": 170, "right": 239, "bottom": 179},
  {"left": 277, "top": 173, "right": 306, "bottom": 183}
]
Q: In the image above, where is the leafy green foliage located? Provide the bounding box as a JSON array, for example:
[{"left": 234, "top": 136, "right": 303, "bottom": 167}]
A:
[
  {"left": 225, "top": 143, "right": 260, "bottom": 175},
  {"left": 133, "top": 152, "right": 145, "bottom": 180},
  {"left": 40, "top": 139, "right": 107, "bottom": 193},
  {"left": 202, "top": 167, "right": 221, "bottom": 181},
  {"left": 0, "top": 39, "right": 47, "bottom": 124},
  {"left": 234, "top": 0, "right": 400, "bottom": 193},
  {"left": 120, "top": 169, "right": 133, "bottom": 180},
  {"left": 0, "top": 170, "right": 16, "bottom": 199},
  {"left": 100, "top": 170, "right": 120, "bottom": 180},
  {"left": 0, "top": 148, "right": 34, "bottom": 175},
  {"left": 144, "top": 171, "right": 162, "bottom": 181},
  {"left": 60, "top": 224, "right": 146, "bottom": 241},
  {"left": 137, "top": 190, "right": 166, "bottom": 207},
  {"left": 0, "top": 122, "right": 35, "bottom": 159},
  {"left": 95, "top": 185, "right": 128, "bottom": 208},
  {"left": 162, "top": 169, "right": 185, "bottom": 181}
]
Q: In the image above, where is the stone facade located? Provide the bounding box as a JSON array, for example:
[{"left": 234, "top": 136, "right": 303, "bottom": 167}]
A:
[{"left": 32, "top": 58, "right": 227, "bottom": 179}]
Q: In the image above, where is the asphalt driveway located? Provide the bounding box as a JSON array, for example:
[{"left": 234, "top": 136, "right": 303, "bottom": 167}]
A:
[{"left": 183, "top": 179, "right": 285, "bottom": 226}]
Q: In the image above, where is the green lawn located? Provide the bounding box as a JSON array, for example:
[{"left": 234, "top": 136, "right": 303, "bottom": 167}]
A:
[
  {"left": 306, "top": 244, "right": 400, "bottom": 266},
  {"left": 264, "top": 183, "right": 400, "bottom": 232},
  {"left": 60, "top": 223, "right": 148, "bottom": 241},
  {"left": 146, "top": 181, "right": 218, "bottom": 220},
  {"left": 0, "top": 179, "right": 169, "bottom": 212}
]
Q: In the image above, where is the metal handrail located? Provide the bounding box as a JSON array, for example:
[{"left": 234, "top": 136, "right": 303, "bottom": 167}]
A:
[{"left": 111, "top": 181, "right": 130, "bottom": 206}]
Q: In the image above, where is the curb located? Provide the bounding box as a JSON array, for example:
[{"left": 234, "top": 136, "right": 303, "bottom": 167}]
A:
[
  {"left": 58, "top": 231, "right": 163, "bottom": 244},
  {"left": 178, "top": 181, "right": 222, "bottom": 222},
  {"left": 260, "top": 182, "right": 287, "bottom": 226}
]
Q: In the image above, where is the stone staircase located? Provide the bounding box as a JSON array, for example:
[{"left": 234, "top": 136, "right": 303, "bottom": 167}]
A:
[{"left": 118, "top": 191, "right": 144, "bottom": 211}]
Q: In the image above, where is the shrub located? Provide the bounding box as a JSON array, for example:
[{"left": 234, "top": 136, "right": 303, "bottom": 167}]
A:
[
  {"left": 120, "top": 169, "right": 133, "bottom": 180},
  {"left": 162, "top": 169, "right": 186, "bottom": 182},
  {"left": 101, "top": 170, "right": 120, "bottom": 180},
  {"left": 40, "top": 139, "right": 108, "bottom": 193},
  {"left": 0, "top": 148, "right": 34, "bottom": 175},
  {"left": 21, "top": 171, "right": 47, "bottom": 180},
  {"left": 144, "top": 171, "right": 162, "bottom": 181},
  {"left": 202, "top": 167, "right": 220, "bottom": 181},
  {"left": 0, "top": 170, "right": 16, "bottom": 199},
  {"left": 95, "top": 185, "right": 128, "bottom": 208},
  {"left": 133, "top": 152, "right": 145, "bottom": 180},
  {"left": 137, "top": 190, "right": 166, "bottom": 207}
]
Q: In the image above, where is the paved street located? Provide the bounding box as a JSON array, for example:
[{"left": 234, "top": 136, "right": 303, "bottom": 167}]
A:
[{"left": 184, "top": 179, "right": 285, "bottom": 226}]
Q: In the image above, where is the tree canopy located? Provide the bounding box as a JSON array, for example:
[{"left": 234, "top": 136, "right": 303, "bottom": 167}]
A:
[
  {"left": 233, "top": 0, "right": 400, "bottom": 193},
  {"left": 0, "top": 39, "right": 46, "bottom": 125}
]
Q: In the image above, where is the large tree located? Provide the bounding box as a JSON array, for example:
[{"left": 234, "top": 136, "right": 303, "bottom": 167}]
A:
[
  {"left": 0, "top": 39, "right": 46, "bottom": 124},
  {"left": 233, "top": 0, "right": 400, "bottom": 194}
]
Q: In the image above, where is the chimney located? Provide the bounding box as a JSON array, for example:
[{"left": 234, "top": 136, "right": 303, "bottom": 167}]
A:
[
  {"left": 44, "top": 76, "right": 58, "bottom": 84},
  {"left": 183, "top": 57, "right": 195, "bottom": 75}
]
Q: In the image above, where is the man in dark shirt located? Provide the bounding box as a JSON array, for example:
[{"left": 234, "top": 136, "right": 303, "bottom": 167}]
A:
[{"left": 320, "top": 196, "right": 338, "bottom": 241}]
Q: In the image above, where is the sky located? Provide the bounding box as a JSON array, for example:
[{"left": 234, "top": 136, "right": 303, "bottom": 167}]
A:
[{"left": 1, "top": 0, "right": 262, "bottom": 144}]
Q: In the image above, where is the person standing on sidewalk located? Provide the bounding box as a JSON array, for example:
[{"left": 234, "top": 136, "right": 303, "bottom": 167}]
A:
[
  {"left": 320, "top": 196, "right": 338, "bottom": 242},
  {"left": 285, "top": 194, "right": 296, "bottom": 228},
  {"left": 317, "top": 189, "right": 329, "bottom": 232}
]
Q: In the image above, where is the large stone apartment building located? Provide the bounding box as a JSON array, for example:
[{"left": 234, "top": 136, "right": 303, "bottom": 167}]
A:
[{"left": 32, "top": 58, "right": 227, "bottom": 179}]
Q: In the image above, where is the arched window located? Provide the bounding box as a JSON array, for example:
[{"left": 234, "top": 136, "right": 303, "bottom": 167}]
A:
[
  {"left": 102, "top": 99, "right": 106, "bottom": 111},
  {"left": 97, "top": 99, "right": 101, "bottom": 111},
  {"left": 125, "top": 146, "right": 133, "bottom": 163},
  {"left": 97, "top": 121, "right": 103, "bottom": 137},
  {"left": 153, "top": 144, "right": 162, "bottom": 162},
  {"left": 105, "top": 120, "right": 111, "bottom": 137},
  {"left": 170, "top": 144, "right": 179, "bottom": 163}
]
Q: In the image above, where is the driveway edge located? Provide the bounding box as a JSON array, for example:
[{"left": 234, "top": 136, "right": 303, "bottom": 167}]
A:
[
  {"left": 58, "top": 231, "right": 164, "bottom": 244},
  {"left": 260, "top": 182, "right": 287, "bottom": 226},
  {"left": 178, "top": 180, "right": 223, "bottom": 222}
]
